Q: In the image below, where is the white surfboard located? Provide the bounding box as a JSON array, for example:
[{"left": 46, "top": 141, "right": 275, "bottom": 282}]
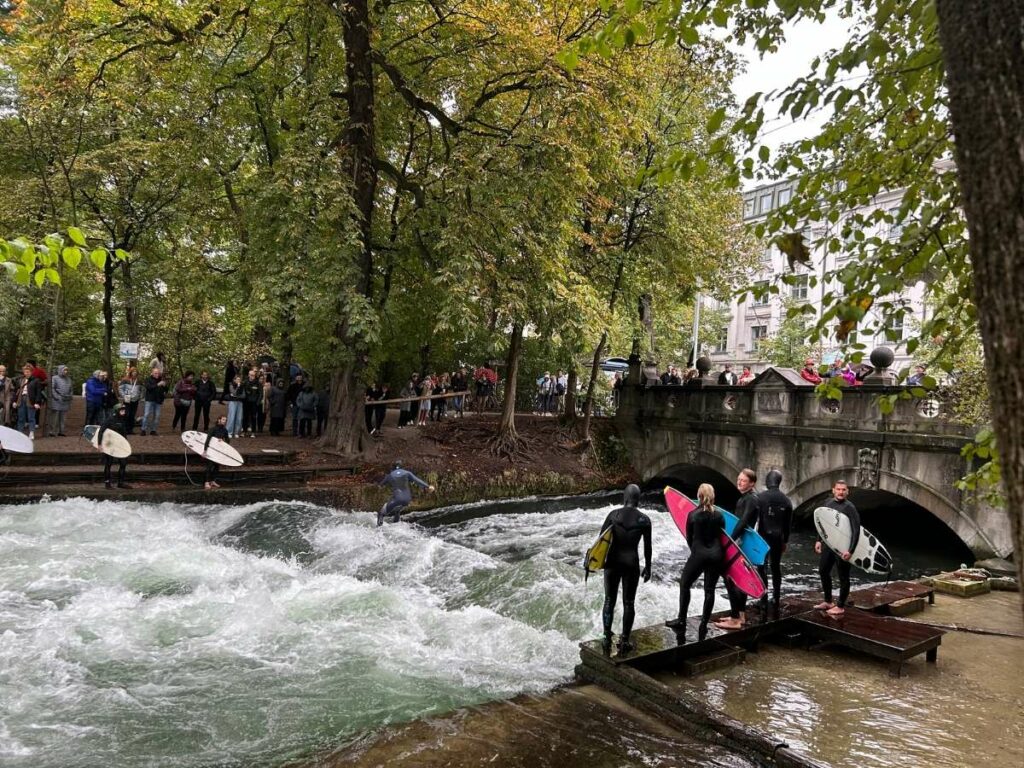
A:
[
  {"left": 82, "top": 424, "right": 133, "bottom": 459},
  {"left": 182, "top": 430, "right": 244, "bottom": 467},
  {"left": 814, "top": 505, "right": 893, "bottom": 575},
  {"left": 0, "top": 424, "right": 34, "bottom": 454}
]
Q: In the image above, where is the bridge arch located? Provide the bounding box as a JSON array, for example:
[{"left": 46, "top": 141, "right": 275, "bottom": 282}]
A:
[{"left": 788, "top": 469, "right": 996, "bottom": 558}]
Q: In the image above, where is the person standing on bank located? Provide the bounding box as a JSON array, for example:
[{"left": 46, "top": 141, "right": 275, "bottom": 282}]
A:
[
  {"left": 815, "top": 480, "right": 860, "bottom": 617},
  {"left": 193, "top": 370, "right": 217, "bottom": 432},
  {"left": 715, "top": 468, "right": 761, "bottom": 630},
  {"left": 141, "top": 366, "right": 168, "bottom": 435},
  {"left": 758, "top": 470, "right": 794, "bottom": 616},
  {"left": 172, "top": 371, "right": 197, "bottom": 433},
  {"left": 119, "top": 367, "right": 143, "bottom": 434},
  {"left": 667, "top": 483, "right": 725, "bottom": 640},
  {"left": 48, "top": 365, "right": 73, "bottom": 437},
  {"left": 600, "top": 484, "right": 653, "bottom": 655}
]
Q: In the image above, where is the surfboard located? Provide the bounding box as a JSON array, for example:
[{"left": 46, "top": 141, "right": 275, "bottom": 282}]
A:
[
  {"left": 813, "top": 505, "right": 893, "bottom": 575},
  {"left": 82, "top": 424, "right": 132, "bottom": 459},
  {"left": 720, "top": 507, "right": 769, "bottom": 567},
  {"left": 583, "top": 526, "right": 613, "bottom": 581},
  {"left": 181, "top": 430, "right": 244, "bottom": 467},
  {"left": 665, "top": 486, "right": 765, "bottom": 599},
  {"left": 0, "top": 425, "right": 34, "bottom": 454}
]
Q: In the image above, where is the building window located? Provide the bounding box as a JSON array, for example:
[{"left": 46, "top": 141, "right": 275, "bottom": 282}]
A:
[
  {"left": 743, "top": 197, "right": 756, "bottom": 219},
  {"left": 886, "top": 315, "right": 904, "bottom": 341},
  {"left": 758, "top": 192, "right": 773, "bottom": 214},
  {"left": 791, "top": 274, "right": 809, "bottom": 301},
  {"left": 752, "top": 281, "right": 770, "bottom": 306},
  {"left": 714, "top": 326, "right": 729, "bottom": 353},
  {"left": 751, "top": 325, "right": 768, "bottom": 350},
  {"left": 761, "top": 245, "right": 774, "bottom": 264},
  {"left": 777, "top": 187, "right": 793, "bottom": 206},
  {"left": 888, "top": 207, "right": 903, "bottom": 240}
]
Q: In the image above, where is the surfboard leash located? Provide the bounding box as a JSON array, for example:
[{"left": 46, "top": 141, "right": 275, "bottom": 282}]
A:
[{"left": 182, "top": 446, "right": 203, "bottom": 487}]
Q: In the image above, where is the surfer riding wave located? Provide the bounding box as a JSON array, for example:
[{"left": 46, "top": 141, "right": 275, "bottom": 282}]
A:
[{"left": 377, "top": 461, "right": 435, "bottom": 526}]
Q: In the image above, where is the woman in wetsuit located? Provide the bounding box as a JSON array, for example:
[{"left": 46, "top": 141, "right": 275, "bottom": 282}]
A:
[
  {"left": 668, "top": 483, "right": 725, "bottom": 640},
  {"left": 601, "top": 484, "right": 652, "bottom": 655}
]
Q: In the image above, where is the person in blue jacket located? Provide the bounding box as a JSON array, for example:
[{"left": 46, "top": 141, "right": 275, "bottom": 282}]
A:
[{"left": 377, "top": 461, "right": 434, "bottom": 526}]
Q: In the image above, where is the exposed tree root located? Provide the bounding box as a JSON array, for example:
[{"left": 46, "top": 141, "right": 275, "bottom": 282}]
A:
[{"left": 488, "top": 429, "right": 529, "bottom": 461}]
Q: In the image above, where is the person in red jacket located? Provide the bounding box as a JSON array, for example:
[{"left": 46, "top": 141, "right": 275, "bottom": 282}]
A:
[{"left": 800, "top": 358, "right": 823, "bottom": 385}]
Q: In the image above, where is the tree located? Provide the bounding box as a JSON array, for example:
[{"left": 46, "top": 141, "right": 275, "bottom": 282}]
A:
[{"left": 756, "top": 299, "right": 821, "bottom": 369}]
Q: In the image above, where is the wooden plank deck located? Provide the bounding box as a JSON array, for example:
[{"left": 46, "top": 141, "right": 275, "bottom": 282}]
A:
[{"left": 793, "top": 607, "right": 944, "bottom": 676}]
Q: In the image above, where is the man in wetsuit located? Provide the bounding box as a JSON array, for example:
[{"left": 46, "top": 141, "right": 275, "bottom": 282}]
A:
[
  {"left": 377, "top": 461, "right": 435, "bottom": 526},
  {"left": 97, "top": 404, "right": 129, "bottom": 489},
  {"left": 815, "top": 479, "right": 860, "bottom": 617},
  {"left": 667, "top": 482, "right": 725, "bottom": 640},
  {"left": 204, "top": 415, "right": 230, "bottom": 490},
  {"left": 715, "top": 468, "right": 761, "bottom": 630},
  {"left": 757, "top": 470, "right": 794, "bottom": 617},
  {"left": 600, "top": 484, "right": 652, "bottom": 655}
]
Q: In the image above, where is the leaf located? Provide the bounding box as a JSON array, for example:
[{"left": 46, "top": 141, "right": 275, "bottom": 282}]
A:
[
  {"left": 707, "top": 107, "right": 727, "bottom": 134},
  {"left": 90, "top": 249, "right": 107, "bottom": 270},
  {"left": 679, "top": 26, "right": 698, "bottom": 46},
  {"left": 13, "top": 265, "right": 31, "bottom": 285},
  {"left": 114, "top": 248, "right": 130, "bottom": 261},
  {"left": 62, "top": 246, "right": 82, "bottom": 269},
  {"left": 34, "top": 269, "right": 47, "bottom": 288},
  {"left": 68, "top": 227, "right": 87, "bottom": 247},
  {"left": 774, "top": 231, "right": 811, "bottom": 269}
]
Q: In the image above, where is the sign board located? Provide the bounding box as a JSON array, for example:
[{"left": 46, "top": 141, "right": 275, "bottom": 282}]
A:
[{"left": 118, "top": 342, "right": 140, "bottom": 360}]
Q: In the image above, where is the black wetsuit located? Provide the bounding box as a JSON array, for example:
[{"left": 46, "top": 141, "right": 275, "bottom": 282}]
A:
[
  {"left": 676, "top": 505, "right": 725, "bottom": 636},
  {"left": 377, "top": 468, "right": 429, "bottom": 525},
  {"left": 757, "top": 486, "right": 793, "bottom": 606},
  {"left": 818, "top": 497, "right": 861, "bottom": 608},
  {"left": 725, "top": 489, "right": 761, "bottom": 618},
  {"left": 204, "top": 425, "right": 230, "bottom": 485},
  {"left": 600, "top": 502, "right": 652, "bottom": 646},
  {"left": 97, "top": 414, "right": 128, "bottom": 488}
]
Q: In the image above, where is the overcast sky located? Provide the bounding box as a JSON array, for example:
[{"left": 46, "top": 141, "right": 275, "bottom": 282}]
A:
[{"left": 730, "top": 13, "right": 858, "bottom": 154}]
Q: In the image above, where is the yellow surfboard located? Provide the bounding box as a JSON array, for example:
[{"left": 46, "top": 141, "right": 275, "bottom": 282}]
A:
[{"left": 583, "top": 527, "right": 614, "bottom": 581}]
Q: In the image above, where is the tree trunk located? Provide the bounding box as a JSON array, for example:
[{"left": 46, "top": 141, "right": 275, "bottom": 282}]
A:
[
  {"left": 323, "top": 0, "right": 377, "bottom": 456},
  {"left": 561, "top": 364, "right": 579, "bottom": 426},
  {"left": 580, "top": 330, "right": 608, "bottom": 442},
  {"left": 936, "top": 0, "right": 1024, "bottom": 613},
  {"left": 102, "top": 255, "right": 115, "bottom": 375},
  {"left": 490, "top": 321, "right": 525, "bottom": 458},
  {"left": 122, "top": 259, "right": 140, "bottom": 344}
]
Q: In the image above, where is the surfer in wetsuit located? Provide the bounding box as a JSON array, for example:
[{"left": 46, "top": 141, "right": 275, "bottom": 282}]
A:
[
  {"left": 757, "top": 470, "right": 793, "bottom": 617},
  {"left": 377, "top": 461, "right": 434, "bottom": 526},
  {"left": 715, "top": 468, "right": 761, "bottom": 630},
  {"left": 600, "top": 483, "right": 652, "bottom": 655},
  {"left": 97, "top": 404, "right": 129, "bottom": 490},
  {"left": 815, "top": 479, "right": 860, "bottom": 617},
  {"left": 204, "top": 415, "right": 230, "bottom": 490},
  {"left": 667, "top": 483, "right": 725, "bottom": 641}
]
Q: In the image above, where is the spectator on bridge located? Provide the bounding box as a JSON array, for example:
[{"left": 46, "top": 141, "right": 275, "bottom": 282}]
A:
[
  {"left": 717, "top": 364, "right": 738, "bottom": 386},
  {"left": 800, "top": 358, "right": 823, "bottom": 385},
  {"left": 840, "top": 362, "right": 860, "bottom": 386},
  {"left": 737, "top": 365, "right": 756, "bottom": 386},
  {"left": 907, "top": 364, "right": 927, "bottom": 386}
]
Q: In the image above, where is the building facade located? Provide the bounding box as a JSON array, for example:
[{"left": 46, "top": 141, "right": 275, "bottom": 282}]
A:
[{"left": 706, "top": 177, "right": 926, "bottom": 375}]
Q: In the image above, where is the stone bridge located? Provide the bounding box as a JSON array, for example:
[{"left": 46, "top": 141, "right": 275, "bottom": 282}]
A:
[{"left": 615, "top": 366, "right": 1013, "bottom": 559}]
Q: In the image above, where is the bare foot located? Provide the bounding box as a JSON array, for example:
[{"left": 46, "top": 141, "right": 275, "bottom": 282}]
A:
[
  {"left": 714, "top": 618, "right": 744, "bottom": 630},
  {"left": 826, "top": 606, "right": 846, "bottom": 617},
  {"left": 814, "top": 602, "right": 835, "bottom": 610}
]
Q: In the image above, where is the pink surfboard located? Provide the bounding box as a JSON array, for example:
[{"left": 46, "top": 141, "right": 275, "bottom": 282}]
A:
[{"left": 664, "top": 486, "right": 765, "bottom": 599}]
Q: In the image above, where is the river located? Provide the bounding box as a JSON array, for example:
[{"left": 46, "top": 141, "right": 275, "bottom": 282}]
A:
[{"left": 0, "top": 494, "right": 970, "bottom": 766}]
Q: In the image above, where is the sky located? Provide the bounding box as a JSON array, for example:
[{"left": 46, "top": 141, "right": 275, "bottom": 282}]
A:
[{"left": 729, "top": 12, "right": 859, "bottom": 154}]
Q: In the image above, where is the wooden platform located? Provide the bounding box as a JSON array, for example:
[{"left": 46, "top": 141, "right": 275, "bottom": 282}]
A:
[{"left": 793, "top": 608, "right": 943, "bottom": 676}]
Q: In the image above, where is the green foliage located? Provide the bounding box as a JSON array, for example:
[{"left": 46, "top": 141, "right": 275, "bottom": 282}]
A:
[{"left": 756, "top": 298, "right": 822, "bottom": 369}]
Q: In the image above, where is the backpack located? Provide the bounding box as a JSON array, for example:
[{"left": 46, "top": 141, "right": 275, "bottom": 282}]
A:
[{"left": 555, "top": 382, "right": 566, "bottom": 395}]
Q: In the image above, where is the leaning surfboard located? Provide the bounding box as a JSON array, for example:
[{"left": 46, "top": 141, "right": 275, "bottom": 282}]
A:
[
  {"left": 720, "top": 507, "right": 770, "bottom": 567},
  {"left": 182, "top": 430, "right": 244, "bottom": 467},
  {"left": 0, "top": 424, "right": 34, "bottom": 454},
  {"left": 665, "top": 486, "right": 765, "bottom": 599},
  {"left": 82, "top": 424, "right": 132, "bottom": 459},
  {"left": 813, "top": 505, "right": 893, "bottom": 575},
  {"left": 583, "top": 526, "right": 613, "bottom": 581}
]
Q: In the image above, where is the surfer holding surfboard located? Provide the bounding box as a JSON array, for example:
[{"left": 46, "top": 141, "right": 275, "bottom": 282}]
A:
[
  {"left": 97, "top": 404, "right": 131, "bottom": 489},
  {"left": 666, "top": 483, "right": 725, "bottom": 641},
  {"left": 597, "top": 484, "right": 652, "bottom": 655},
  {"left": 715, "top": 468, "right": 761, "bottom": 631},
  {"left": 814, "top": 479, "right": 861, "bottom": 617},
  {"left": 204, "top": 416, "right": 231, "bottom": 490}
]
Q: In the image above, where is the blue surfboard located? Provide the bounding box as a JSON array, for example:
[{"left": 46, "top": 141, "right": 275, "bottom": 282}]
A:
[{"left": 720, "top": 507, "right": 770, "bottom": 567}]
